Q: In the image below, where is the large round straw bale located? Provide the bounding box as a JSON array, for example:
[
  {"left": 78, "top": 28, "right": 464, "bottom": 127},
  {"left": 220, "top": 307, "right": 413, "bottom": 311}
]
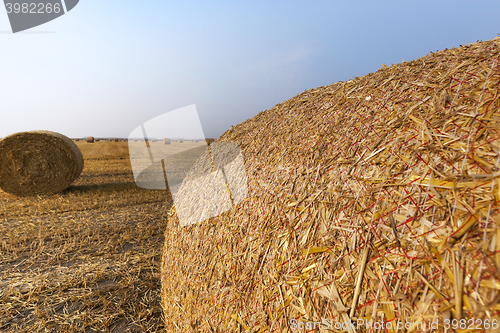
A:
[
  {"left": 0, "top": 131, "right": 84, "bottom": 196},
  {"left": 161, "top": 38, "right": 500, "bottom": 330},
  {"left": 86, "top": 136, "right": 94, "bottom": 143}
]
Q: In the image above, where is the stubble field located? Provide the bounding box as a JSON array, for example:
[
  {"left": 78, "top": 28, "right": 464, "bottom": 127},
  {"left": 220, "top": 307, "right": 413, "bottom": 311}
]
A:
[{"left": 0, "top": 141, "right": 172, "bottom": 332}]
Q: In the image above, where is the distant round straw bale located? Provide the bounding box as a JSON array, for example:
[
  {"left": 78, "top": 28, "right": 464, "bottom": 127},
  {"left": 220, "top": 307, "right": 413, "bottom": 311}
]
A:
[
  {"left": 113, "top": 138, "right": 119, "bottom": 142},
  {"left": 74, "top": 138, "right": 80, "bottom": 141},
  {"left": 179, "top": 139, "right": 183, "bottom": 143},
  {"left": 95, "top": 138, "right": 100, "bottom": 142},
  {"left": 164, "top": 138, "right": 171, "bottom": 145},
  {"left": 86, "top": 136, "right": 95, "bottom": 143},
  {"left": 0, "top": 131, "right": 84, "bottom": 196}
]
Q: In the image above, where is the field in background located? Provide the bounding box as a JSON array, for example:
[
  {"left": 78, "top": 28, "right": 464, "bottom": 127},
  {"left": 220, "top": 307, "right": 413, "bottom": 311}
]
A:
[{"left": 0, "top": 141, "right": 170, "bottom": 332}]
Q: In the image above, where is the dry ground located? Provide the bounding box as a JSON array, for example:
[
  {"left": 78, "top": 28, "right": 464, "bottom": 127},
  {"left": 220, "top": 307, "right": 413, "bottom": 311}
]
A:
[{"left": 0, "top": 141, "right": 171, "bottom": 332}]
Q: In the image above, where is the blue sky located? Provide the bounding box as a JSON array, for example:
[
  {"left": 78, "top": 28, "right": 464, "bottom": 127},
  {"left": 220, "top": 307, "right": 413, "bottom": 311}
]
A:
[{"left": 0, "top": 1, "right": 499, "bottom": 139}]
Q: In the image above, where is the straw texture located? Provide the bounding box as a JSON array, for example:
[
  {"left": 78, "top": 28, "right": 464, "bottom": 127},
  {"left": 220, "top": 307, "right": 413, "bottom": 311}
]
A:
[
  {"left": 161, "top": 38, "right": 500, "bottom": 331},
  {"left": 0, "top": 131, "right": 84, "bottom": 196}
]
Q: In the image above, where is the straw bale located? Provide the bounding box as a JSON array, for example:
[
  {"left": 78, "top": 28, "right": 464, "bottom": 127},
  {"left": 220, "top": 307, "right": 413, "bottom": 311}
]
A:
[
  {"left": 0, "top": 130, "right": 84, "bottom": 196},
  {"left": 162, "top": 38, "right": 500, "bottom": 331},
  {"left": 172, "top": 142, "right": 246, "bottom": 226},
  {"left": 113, "top": 138, "right": 119, "bottom": 142},
  {"left": 164, "top": 138, "right": 171, "bottom": 144},
  {"left": 95, "top": 138, "right": 100, "bottom": 142},
  {"left": 179, "top": 139, "right": 183, "bottom": 143},
  {"left": 206, "top": 138, "right": 215, "bottom": 145},
  {"left": 86, "top": 136, "right": 95, "bottom": 143}
]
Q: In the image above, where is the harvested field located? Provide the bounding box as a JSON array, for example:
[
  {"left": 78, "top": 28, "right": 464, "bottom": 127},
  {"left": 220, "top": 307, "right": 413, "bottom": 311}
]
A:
[
  {"left": 161, "top": 38, "right": 500, "bottom": 331},
  {"left": 129, "top": 140, "right": 208, "bottom": 193},
  {"left": 0, "top": 141, "right": 170, "bottom": 332}
]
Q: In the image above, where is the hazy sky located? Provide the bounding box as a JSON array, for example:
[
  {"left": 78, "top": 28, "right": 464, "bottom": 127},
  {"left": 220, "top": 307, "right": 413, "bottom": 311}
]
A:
[{"left": 1, "top": 1, "right": 499, "bottom": 139}]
